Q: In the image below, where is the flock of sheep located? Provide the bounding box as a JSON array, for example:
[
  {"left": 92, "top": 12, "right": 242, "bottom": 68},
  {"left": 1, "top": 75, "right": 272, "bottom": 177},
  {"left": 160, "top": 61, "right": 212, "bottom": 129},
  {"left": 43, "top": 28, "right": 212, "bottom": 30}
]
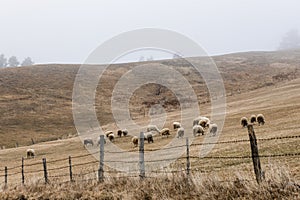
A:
[
  {"left": 25, "top": 116, "right": 218, "bottom": 158},
  {"left": 240, "top": 114, "right": 265, "bottom": 128},
  {"left": 25, "top": 114, "right": 265, "bottom": 158},
  {"left": 81, "top": 116, "right": 219, "bottom": 148}
]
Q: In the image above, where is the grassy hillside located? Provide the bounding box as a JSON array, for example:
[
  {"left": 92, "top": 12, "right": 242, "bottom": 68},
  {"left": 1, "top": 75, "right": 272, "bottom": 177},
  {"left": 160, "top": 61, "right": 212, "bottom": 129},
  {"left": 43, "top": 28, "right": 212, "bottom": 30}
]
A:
[{"left": 0, "top": 50, "right": 300, "bottom": 148}]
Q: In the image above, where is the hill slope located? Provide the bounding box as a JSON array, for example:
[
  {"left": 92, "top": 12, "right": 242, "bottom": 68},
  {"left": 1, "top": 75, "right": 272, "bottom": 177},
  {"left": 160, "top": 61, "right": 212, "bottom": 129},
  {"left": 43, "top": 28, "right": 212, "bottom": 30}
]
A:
[{"left": 0, "top": 50, "right": 300, "bottom": 148}]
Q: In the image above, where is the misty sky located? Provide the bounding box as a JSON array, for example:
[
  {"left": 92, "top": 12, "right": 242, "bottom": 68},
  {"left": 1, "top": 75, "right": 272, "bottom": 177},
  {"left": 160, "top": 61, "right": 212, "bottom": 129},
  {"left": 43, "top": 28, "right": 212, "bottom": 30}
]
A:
[{"left": 0, "top": 0, "right": 300, "bottom": 64}]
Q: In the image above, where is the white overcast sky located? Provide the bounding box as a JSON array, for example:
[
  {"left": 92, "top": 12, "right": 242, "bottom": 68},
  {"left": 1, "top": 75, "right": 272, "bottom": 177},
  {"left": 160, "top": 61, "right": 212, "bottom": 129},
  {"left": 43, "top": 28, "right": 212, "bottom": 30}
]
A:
[{"left": 0, "top": 0, "right": 300, "bottom": 64}]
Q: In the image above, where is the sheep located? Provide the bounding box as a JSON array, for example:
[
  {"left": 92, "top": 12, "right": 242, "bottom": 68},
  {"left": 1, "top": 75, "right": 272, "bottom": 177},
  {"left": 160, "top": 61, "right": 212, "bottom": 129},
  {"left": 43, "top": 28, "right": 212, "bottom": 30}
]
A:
[
  {"left": 209, "top": 123, "right": 218, "bottom": 136},
  {"left": 117, "top": 129, "right": 122, "bottom": 137},
  {"left": 198, "top": 119, "right": 210, "bottom": 129},
  {"left": 193, "top": 116, "right": 202, "bottom": 126},
  {"left": 257, "top": 114, "right": 265, "bottom": 125},
  {"left": 26, "top": 149, "right": 35, "bottom": 158},
  {"left": 193, "top": 125, "right": 204, "bottom": 137},
  {"left": 240, "top": 117, "right": 248, "bottom": 128},
  {"left": 108, "top": 133, "right": 115, "bottom": 142},
  {"left": 177, "top": 127, "right": 185, "bottom": 138},
  {"left": 173, "top": 122, "right": 181, "bottom": 130},
  {"left": 132, "top": 136, "right": 138, "bottom": 147},
  {"left": 105, "top": 131, "right": 113, "bottom": 137},
  {"left": 84, "top": 138, "right": 94, "bottom": 146},
  {"left": 160, "top": 128, "right": 171, "bottom": 137},
  {"left": 146, "top": 125, "right": 160, "bottom": 133},
  {"left": 143, "top": 132, "right": 154, "bottom": 143},
  {"left": 122, "top": 129, "right": 128, "bottom": 137},
  {"left": 193, "top": 116, "right": 210, "bottom": 127},
  {"left": 250, "top": 115, "right": 257, "bottom": 124}
]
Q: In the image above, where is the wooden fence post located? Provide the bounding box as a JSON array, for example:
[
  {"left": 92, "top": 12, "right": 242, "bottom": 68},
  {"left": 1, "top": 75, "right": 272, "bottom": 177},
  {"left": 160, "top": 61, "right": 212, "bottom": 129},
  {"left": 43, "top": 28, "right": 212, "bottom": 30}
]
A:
[
  {"left": 247, "top": 124, "right": 263, "bottom": 184},
  {"left": 4, "top": 166, "right": 7, "bottom": 189},
  {"left": 139, "top": 132, "right": 145, "bottom": 179},
  {"left": 42, "top": 158, "right": 48, "bottom": 184},
  {"left": 21, "top": 157, "right": 24, "bottom": 185},
  {"left": 186, "top": 138, "right": 190, "bottom": 175},
  {"left": 69, "top": 156, "right": 73, "bottom": 182},
  {"left": 98, "top": 135, "right": 105, "bottom": 182},
  {"left": 31, "top": 138, "right": 35, "bottom": 145}
]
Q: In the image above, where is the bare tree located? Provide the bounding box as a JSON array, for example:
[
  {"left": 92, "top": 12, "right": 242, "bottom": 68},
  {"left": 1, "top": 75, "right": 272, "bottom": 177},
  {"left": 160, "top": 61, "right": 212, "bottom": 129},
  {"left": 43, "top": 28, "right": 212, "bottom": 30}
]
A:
[
  {"left": 0, "top": 54, "right": 7, "bottom": 68},
  {"left": 8, "top": 56, "right": 19, "bottom": 67},
  {"left": 278, "top": 29, "right": 300, "bottom": 50},
  {"left": 21, "top": 57, "right": 34, "bottom": 66}
]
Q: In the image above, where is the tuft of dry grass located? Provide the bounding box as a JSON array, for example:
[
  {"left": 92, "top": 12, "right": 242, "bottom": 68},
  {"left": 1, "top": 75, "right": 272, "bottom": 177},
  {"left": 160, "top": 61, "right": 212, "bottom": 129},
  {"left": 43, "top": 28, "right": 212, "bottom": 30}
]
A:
[{"left": 0, "top": 166, "right": 299, "bottom": 200}]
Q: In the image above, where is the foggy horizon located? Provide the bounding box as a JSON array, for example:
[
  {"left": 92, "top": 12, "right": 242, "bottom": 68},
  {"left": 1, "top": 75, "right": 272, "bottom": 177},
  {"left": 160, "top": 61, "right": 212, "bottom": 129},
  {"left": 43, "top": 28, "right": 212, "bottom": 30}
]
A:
[{"left": 1, "top": 0, "right": 300, "bottom": 64}]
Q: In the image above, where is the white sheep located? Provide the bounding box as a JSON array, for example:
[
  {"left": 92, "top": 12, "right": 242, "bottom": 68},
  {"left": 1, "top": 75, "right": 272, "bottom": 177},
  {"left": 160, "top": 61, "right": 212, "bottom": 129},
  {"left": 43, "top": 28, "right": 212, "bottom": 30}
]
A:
[
  {"left": 132, "top": 136, "right": 138, "bottom": 147},
  {"left": 26, "top": 149, "right": 35, "bottom": 158},
  {"left": 83, "top": 138, "right": 94, "bottom": 146},
  {"left": 105, "top": 131, "right": 113, "bottom": 137},
  {"left": 193, "top": 125, "right": 204, "bottom": 137},
  {"left": 173, "top": 122, "right": 181, "bottom": 130},
  {"left": 209, "top": 123, "right": 218, "bottom": 136},
  {"left": 257, "top": 114, "right": 265, "bottom": 125},
  {"left": 108, "top": 133, "right": 115, "bottom": 142},
  {"left": 144, "top": 132, "right": 154, "bottom": 143},
  {"left": 198, "top": 117, "right": 210, "bottom": 129},
  {"left": 193, "top": 116, "right": 210, "bottom": 127},
  {"left": 146, "top": 125, "right": 160, "bottom": 133},
  {"left": 122, "top": 129, "right": 128, "bottom": 136},
  {"left": 240, "top": 117, "right": 248, "bottom": 128},
  {"left": 117, "top": 129, "right": 123, "bottom": 137},
  {"left": 250, "top": 115, "right": 257, "bottom": 124},
  {"left": 177, "top": 127, "right": 184, "bottom": 138},
  {"left": 160, "top": 128, "right": 170, "bottom": 137}
]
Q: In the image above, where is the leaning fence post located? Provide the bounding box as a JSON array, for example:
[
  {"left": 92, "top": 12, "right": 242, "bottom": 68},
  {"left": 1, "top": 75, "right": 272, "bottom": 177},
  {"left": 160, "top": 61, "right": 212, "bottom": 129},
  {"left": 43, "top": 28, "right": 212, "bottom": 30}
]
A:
[
  {"left": 42, "top": 158, "right": 48, "bottom": 184},
  {"left": 186, "top": 138, "right": 190, "bottom": 176},
  {"left": 98, "top": 135, "right": 105, "bottom": 182},
  {"left": 4, "top": 166, "right": 7, "bottom": 189},
  {"left": 21, "top": 157, "right": 25, "bottom": 185},
  {"left": 247, "top": 124, "right": 263, "bottom": 184},
  {"left": 69, "top": 156, "right": 73, "bottom": 182},
  {"left": 139, "top": 132, "right": 145, "bottom": 179}
]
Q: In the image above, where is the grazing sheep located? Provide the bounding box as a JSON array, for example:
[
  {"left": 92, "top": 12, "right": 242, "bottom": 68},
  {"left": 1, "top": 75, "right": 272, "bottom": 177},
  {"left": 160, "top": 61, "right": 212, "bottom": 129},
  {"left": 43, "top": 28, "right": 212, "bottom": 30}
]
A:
[
  {"left": 117, "top": 130, "right": 122, "bottom": 137},
  {"left": 122, "top": 129, "right": 128, "bottom": 137},
  {"left": 105, "top": 131, "right": 113, "bottom": 137},
  {"left": 193, "top": 116, "right": 210, "bottom": 127},
  {"left": 257, "top": 114, "right": 265, "bottom": 125},
  {"left": 198, "top": 119, "right": 210, "bottom": 129},
  {"left": 26, "top": 149, "right": 35, "bottom": 158},
  {"left": 193, "top": 116, "right": 202, "bottom": 126},
  {"left": 147, "top": 125, "right": 160, "bottom": 133},
  {"left": 84, "top": 138, "right": 94, "bottom": 146},
  {"left": 240, "top": 117, "right": 248, "bottom": 128},
  {"left": 177, "top": 127, "right": 185, "bottom": 138},
  {"left": 193, "top": 125, "right": 204, "bottom": 137},
  {"left": 209, "top": 123, "right": 218, "bottom": 136},
  {"left": 108, "top": 133, "right": 115, "bottom": 142},
  {"left": 132, "top": 136, "right": 138, "bottom": 147},
  {"left": 160, "top": 128, "right": 171, "bottom": 137},
  {"left": 250, "top": 115, "right": 257, "bottom": 124},
  {"left": 143, "top": 132, "right": 154, "bottom": 143},
  {"left": 173, "top": 122, "right": 181, "bottom": 130}
]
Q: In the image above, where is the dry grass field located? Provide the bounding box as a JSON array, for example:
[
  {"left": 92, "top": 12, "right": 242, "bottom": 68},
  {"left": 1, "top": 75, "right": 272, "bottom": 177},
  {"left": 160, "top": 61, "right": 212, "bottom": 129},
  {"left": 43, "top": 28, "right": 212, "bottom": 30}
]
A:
[{"left": 0, "top": 50, "right": 300, "bottom": 199}]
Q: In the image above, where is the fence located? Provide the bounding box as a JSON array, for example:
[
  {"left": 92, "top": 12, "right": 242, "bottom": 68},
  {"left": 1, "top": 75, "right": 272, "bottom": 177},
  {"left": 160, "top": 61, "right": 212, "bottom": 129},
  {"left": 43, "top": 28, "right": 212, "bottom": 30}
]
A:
[{"left": 1, "top": 124, "right": 300, "bottom": 188}]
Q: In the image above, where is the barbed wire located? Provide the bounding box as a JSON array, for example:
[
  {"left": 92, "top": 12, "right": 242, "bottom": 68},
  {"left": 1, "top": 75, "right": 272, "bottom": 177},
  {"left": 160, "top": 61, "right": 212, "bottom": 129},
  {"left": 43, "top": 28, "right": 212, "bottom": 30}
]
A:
[{"left": 0, "top": 134, "right": 299, "bottom": 187}]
